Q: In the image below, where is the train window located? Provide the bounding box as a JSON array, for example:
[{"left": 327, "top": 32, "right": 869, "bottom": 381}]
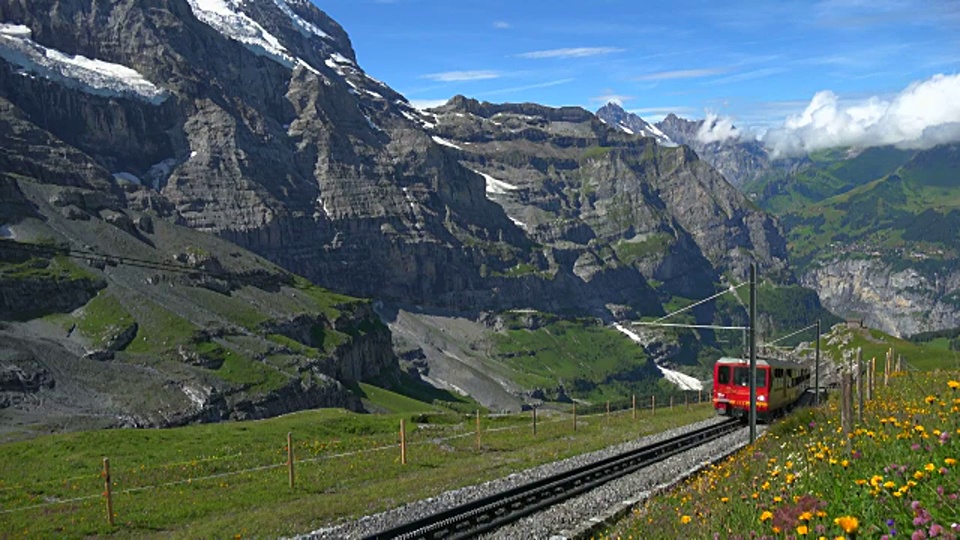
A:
[
  {"left": 733, "top": 367, "right": 765, "bottom": 387},
  {"left": 717, "top": 366, "right": 730, "bottom": 385}
]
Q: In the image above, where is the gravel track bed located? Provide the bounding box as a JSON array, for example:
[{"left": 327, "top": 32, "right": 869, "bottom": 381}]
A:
[
  {"left": 295, "top": 416, "right": 731, "bottom": 540},
  {"left": 484, "top": 425, "right": 758, "bottom": 540}
]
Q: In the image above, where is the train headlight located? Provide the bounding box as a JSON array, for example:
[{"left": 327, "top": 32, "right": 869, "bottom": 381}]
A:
[
  {"left": 717, "top": 392, "right": 725, "bottom": 398},
  {"left": 757, "top": 395, "right": 766, "bottom": 402}
]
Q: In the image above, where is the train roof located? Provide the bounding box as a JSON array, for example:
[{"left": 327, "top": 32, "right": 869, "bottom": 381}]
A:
[{"left": 715, "top": 357, "right": 807, "bottom": 369}]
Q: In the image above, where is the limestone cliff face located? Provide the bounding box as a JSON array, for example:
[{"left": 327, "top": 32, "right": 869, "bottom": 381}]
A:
[
  {"left": 802, "top": 258, "right": 960, "bottom": 337},
  {"left": 0, "top": 0, "right": 791, "bottom": 318},
  {"left": 428, "top": 97, "right": 791, "bottom": 298}
]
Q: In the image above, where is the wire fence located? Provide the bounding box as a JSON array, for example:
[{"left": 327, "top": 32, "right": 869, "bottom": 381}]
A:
[{"left": 0, "top": 390, "right": 711, "bottom": 529}]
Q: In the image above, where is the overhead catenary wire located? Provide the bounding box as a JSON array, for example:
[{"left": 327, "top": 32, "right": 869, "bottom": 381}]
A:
[
  {"left": 652, "top": 282, "right": 748, "bottom": 324},
  {"left": 630, "top": 322, "right": 747, "bottom": 331},
  {"left": 762, "top": 322, "right": 819, "bottom": 347}
]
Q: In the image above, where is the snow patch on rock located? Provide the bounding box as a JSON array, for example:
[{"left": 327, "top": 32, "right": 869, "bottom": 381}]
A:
[
  {"left": 271, "top": 0, "right": 330, "bottom": 40},
  {"left": 469, "top": 168, "right": 518, "bottom": 195},
  {"left": 613, "top": 323, "right": 704, "bottom": 391},
  {"left": 0, "top": 23, "right": 168, "bottom": 104},
  {"left": 185, "top": 0, "right": 295, "bottom": 67},
  {"left": 0, "top": 224, "right": 15, "bottom": 239},
  {"left": 432, "top": 136, "right": 462, "bottom": 150}
]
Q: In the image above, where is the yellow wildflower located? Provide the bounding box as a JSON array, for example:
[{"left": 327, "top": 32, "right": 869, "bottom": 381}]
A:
[
  {"left": 760, "top": 510, "right": 773, "bottom": 522},
  {"left": 797, "top": 524, "right": 809, "bottom": 535},
  {"left": 948, "top": 380, "right": 959, "bottom": 389},
  {"left": 925, "top": 463, "right": 936, "bottom": 471},
  {"left": 680, "top": 515, "right": 691, "bottom": 524},
  {"left": 946, "top": 458, "right": 957, "bottom": 466},
  {"left": 835, "top": 516, "right": 859, "bottom": 534}
]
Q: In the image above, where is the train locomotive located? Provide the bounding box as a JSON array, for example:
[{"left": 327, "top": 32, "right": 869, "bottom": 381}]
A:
[{"left": 712, "top": 357, "right": 810, "bottom": 420}]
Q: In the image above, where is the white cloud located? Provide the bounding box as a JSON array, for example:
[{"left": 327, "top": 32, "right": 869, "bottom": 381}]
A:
[
  {"left": 409, "top": 99, "right": 449, "bottom": 110},
  {"left": 634, "top": 67, "right": 730, "bottom": 81},
  {"left": 517, "top": 47, "right": 624, "bottom": 59},
  {"left": 763, "top": 73, "right": 960, "bottom": 157},
  {"left": 493, "top": 20, "right": 511, "bottom": 29},
  {"left": 696, "top": 112, "right": 742, "bottom": 144},
  {"left": 590, "top": 93, "right": 633, "bottom": 105},
  {"left": 421, "top": 70, "right": 500, "bottom": 82}
]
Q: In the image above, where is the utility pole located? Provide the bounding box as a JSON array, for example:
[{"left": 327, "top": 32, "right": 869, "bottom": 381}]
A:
[
  {"left": 815, "top": 319, "right": 821, "bottom": 406},
  {"left": 749, "top": 263, "right": 757, "bottom": 444}
]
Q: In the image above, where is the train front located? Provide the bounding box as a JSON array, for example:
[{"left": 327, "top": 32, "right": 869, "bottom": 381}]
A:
[{"left": 712, "top": 357, "right": 769, "bottom": 417}]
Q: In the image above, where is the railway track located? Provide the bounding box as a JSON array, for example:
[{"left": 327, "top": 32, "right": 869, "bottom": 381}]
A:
[{"left": 361, "top": 418, "right": 743, "bottom": 540}]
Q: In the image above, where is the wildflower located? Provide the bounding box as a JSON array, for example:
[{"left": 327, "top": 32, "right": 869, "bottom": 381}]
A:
[
  {"left": 945, "top": 458, "right": 957, "bottom": 466},
  {"left": 948, "top": 380, "right": 959, "bottom": 389},
  {"left": 680, "top": 515, "right": 691, "bottom": 524},
  {"left": 720, "top": 497, "right": 729, "bottom": 503},
  {"left": 761, "top": 510, "right": 773, "bottom": 522},
  {"left": 798, "top": 524, "right": 809, "bottom": 535},
  {"left": 835, "top": 516, "right": 860, "bottom": 534},
  {"left": 800, "top": 511, "right": 813, "bottom": 521},
  {"left": 925, "top": 463, "right": 936, "bottom": 472}
]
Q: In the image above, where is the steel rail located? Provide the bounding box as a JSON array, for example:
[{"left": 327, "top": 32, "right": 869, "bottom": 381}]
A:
[{"left": 362, "top": 418, "right": 742, "bottom": 540}]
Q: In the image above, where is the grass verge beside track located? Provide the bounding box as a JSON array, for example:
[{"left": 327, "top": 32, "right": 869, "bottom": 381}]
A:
[{"left": 0, "top": 402, "right": 713, "bottom": 538}]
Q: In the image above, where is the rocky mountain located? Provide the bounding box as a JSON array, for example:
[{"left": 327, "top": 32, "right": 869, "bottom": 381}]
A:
[
  {"left": 596, "top": 102, "right": 676, "bottom": 147},
  {"left": 424, "top": 96, "right": 791, "bottom": 299},
  {"left": 652, "top": 111, "right": 772, "bottom": 188},
  {"left": 0, "top": 0, "right": 821, "bottom": 424}
]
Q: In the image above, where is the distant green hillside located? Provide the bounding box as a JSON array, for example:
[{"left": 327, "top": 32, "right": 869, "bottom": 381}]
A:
[
  {"left": 779, "top": 144, "right": 960, "bottom": 272},
  {"left": 822, "top": 323, "right": 960, "bottom": 371},
  {"left": 744, "top": 146, "right": 916, "bottom": 215}
]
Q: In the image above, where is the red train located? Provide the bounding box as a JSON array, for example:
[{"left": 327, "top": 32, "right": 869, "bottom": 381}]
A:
[{"left": 712, "top": 357, "right": 810, "bottom": 420}]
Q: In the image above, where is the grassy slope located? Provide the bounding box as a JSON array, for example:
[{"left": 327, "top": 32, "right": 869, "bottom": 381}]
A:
[
  {"left": 822, "top": 324, "right": 960, "bottom": 371},
  {"left": 780, "top": 145, "right": 960, "bottom": 273},
  {"left": 744, "top": 146, "right": 916, "bottom": 215},
  {"left": 491, "top": 318, "right": 665, "bottom": 403},
  {"left": 0, "top": 402, "right": 714, "bottom": 538}
]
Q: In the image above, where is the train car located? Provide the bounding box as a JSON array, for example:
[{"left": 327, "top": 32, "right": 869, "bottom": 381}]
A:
[{"left": 712, "top": 357, "right": 810, "bottom": 420}]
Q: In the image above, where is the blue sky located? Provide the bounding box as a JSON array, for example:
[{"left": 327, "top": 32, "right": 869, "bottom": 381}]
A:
[{"left": 317, "top": 0, "right": 959, "bottom": 133}]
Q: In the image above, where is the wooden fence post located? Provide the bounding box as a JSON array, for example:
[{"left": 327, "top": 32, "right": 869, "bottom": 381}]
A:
[
  {"left": 532, "top": 407, "right": 537, "bottom": 435},
  {"left": 652, "top": 395, "right": 656, "bottom": 415},
  {"left": 670, "top": 396, "right": 674, "bottom": 410},
  {"left": 632, "top": 394, "right": 637, "bottom": 420},
  {"left": 103, "top": 457, "right": 114, "bottom": 526},
  {"left": 475, "top": 410, "right": 481, "bottom": 451},
  {"left": 885, "top": 349, "right": 891, "bottom": 387},
  {"left": 606, "top": 401, "right": 610, "bottom": 423},
  {"left": 857, "top": 349, "right": 864, "bottom": 424},
  {"left": 400, "top": 419, "right": 407, "bottom": 465},
  {"left": 573, "top": 403, "right": 577, "bottom": 432},
  {"left": 685, "top": 394, "right": 688, "bottom": 409},
  {"left": 841, "top": 371, "right": 853, "bottom": 451},
  {"left": 287, "top": 432, "right": 295, "bottom": 489},
  {"left": 698, "top": 389, "right": 702, "bottom": 404}
]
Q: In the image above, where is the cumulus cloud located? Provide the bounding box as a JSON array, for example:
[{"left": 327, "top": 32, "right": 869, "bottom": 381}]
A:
[
  {"left": 696, "top": 112, "right": 742, "bottom": 144},
  {"left": 763, "top": 73, "right": 960, "bottom": 157}
]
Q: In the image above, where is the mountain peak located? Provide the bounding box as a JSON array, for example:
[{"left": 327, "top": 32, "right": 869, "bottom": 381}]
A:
[{"left": 595, "top": 103, "right": 676, "bottom": 147}]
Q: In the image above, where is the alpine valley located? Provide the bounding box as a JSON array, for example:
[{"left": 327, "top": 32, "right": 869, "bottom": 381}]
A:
[
  {"left": 601, "top": 104, "right": 960, "bottom": 340},
  {"left": 2, "top": 0, "right": 920, "bottom": 440}
]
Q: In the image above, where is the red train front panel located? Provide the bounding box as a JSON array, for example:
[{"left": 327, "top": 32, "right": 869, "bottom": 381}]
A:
[{"left": 713, "top": 361, "right": 769, "bottom": 417}]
